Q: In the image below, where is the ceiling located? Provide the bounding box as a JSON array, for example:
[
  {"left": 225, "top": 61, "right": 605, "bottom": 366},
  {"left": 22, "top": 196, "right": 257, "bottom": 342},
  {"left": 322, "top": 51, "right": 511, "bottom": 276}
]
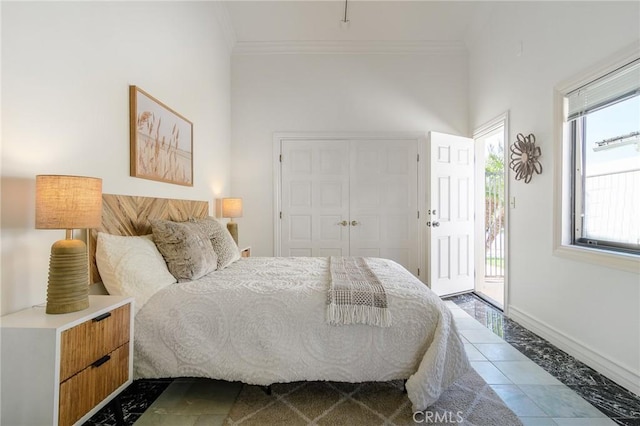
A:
[{"left": 224, "top": 1, "right": 491, "bottom": 45}]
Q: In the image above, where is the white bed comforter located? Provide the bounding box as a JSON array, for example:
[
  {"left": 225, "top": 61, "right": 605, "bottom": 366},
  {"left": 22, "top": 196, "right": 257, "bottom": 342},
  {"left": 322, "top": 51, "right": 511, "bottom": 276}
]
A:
[{"left": 134, "top": 257, "right": 470, "bottom": 411}]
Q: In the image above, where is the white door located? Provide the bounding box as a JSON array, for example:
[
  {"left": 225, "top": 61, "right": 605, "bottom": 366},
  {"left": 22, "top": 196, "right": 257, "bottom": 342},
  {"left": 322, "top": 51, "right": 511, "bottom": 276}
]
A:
[
  {"left": 349, "top": 140, "right": 419, "bottom": 274},
  {"left": 281, "top": 140, "right": 350, "bottom": 256},
  {"left": 279, "top": 138, "right": 420, "bottom": 276},
  {"left": 428, "top": 132, "right": 475, "bottom": 296}
]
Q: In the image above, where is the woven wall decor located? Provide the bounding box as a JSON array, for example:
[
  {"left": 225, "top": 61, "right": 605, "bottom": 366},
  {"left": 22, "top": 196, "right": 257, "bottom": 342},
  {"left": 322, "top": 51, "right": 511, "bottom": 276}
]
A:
[{"left": 509, "top": 133, "right": 542, "bottom": 183}]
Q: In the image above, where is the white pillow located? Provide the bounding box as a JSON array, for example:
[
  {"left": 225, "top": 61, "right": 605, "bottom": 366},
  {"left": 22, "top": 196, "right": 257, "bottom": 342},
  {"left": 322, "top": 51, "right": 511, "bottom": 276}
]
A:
[{"left": 96, "top": 233, "right": 177, "bottom": 315}]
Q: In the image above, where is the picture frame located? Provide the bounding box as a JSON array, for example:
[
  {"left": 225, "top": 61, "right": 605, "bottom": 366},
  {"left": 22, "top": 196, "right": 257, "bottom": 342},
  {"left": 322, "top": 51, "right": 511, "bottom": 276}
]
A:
[{"left": 129, "top": 86, "right": 193, "bottom": 186}]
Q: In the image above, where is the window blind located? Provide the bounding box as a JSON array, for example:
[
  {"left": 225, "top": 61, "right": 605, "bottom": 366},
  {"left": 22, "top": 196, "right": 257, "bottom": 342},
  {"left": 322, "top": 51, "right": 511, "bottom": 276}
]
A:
[{"left": 566, "top": 58, "right": 640, "bottom": 121}]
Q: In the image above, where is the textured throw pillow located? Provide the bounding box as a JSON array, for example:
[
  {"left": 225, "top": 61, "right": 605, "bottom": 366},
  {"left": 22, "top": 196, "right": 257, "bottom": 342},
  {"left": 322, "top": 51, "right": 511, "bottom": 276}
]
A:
[
  {"left": 150, "top": 219, "right": 218, "bottom": 282},
  {"left": 189, "top": 217, "right": 241, "bottom": 270},
  {"left": 95, "top": 233, "right": 177, "bottom": 315}
]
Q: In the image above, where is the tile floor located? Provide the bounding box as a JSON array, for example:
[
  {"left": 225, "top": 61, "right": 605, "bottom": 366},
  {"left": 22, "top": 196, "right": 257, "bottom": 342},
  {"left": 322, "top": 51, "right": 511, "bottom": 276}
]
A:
[
  {"left": 86, "top": 294, "right": 639, "bottom": 425},
  {"left": 132, "top": 379, "right": 241, "bottom": 426},
  {"left": 450, "top": 294, "right": 640, "bottom": 426},
  {"left": 444, "top": 299, "right": 617, "bottom": 426}
]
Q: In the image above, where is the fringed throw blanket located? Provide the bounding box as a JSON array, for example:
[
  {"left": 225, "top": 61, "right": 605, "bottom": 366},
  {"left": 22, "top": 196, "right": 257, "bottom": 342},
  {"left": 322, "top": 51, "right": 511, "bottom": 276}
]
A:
[{"left": 327, "top": 256, "right": 391, "bottom": 327}]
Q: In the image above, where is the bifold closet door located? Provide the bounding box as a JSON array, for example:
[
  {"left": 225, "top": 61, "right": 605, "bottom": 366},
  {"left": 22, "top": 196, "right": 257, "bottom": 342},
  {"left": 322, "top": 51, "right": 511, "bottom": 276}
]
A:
[
  {"left": 349, "top": 140, "right": 418, "bottom": 274},
  {"left": 281, "top": 140, "right": 350, "bottom": 256}
]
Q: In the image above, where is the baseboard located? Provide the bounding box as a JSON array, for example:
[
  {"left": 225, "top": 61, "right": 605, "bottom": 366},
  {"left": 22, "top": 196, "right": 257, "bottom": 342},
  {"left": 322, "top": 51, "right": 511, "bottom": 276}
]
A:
[{"left": 508, "top": 305, "right": 640, "bottom": 396}]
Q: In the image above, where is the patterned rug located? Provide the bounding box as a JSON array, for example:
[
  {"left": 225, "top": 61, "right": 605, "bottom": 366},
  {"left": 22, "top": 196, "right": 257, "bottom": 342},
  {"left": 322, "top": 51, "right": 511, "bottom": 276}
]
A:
[{"left": 225, "top": 369, "right": 523, "bottom": 425}]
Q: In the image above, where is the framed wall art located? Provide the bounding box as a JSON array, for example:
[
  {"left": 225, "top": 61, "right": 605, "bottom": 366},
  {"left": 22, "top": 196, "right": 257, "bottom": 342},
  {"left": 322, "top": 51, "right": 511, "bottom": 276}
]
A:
[{"left": 129, "top": 86, "right": 193, "bottom": 186}]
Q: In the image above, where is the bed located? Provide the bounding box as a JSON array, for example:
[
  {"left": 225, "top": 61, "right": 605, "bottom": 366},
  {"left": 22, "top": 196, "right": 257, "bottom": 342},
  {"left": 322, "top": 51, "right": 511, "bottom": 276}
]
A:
[{"left": 89, "top": 194, "right": 470, "bottom": 412}]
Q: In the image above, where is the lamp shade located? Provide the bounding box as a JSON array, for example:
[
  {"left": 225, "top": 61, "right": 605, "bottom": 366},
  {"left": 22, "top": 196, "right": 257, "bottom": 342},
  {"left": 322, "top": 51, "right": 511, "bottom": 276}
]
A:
[
  {"left": 36, "top": 175, "right": 103, "bottom": 229},
  {"left": 221, "top": 198, "right": 243, "bottom": 219}
]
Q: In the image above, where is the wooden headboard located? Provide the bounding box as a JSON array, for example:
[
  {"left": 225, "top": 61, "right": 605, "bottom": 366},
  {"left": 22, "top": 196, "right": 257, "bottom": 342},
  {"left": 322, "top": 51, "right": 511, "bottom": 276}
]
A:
[{"left": 89, "top": 194, "right": 209, "bottom": 284}]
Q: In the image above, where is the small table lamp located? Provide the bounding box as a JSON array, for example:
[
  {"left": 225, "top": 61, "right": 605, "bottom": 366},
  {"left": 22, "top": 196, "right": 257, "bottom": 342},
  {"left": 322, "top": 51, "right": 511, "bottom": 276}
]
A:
[
  {"left": 221, "top": 197, "right": 242, "bottom": 245},
  {"left": 36, "top": 175, "right": 102, "bottom": 314}
]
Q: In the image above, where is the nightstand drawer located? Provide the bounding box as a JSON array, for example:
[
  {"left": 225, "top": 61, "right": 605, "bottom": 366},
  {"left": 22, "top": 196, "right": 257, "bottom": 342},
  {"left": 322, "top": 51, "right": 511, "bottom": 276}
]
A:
[
  {"left": 59, "top": 343, "right": 129, "bottom": 426},
  {"left": 60, "top": 304, "right": 130, "bottom": 382}
]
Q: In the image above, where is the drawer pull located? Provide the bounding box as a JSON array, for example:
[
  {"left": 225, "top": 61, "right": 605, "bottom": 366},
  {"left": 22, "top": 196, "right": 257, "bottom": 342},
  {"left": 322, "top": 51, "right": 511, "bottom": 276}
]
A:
[
  {"left": 93, "top": 312, "right": 112, "bottom": 322},
  {"left": 92, "top": 355, "right": 111, "bottom": 368}
]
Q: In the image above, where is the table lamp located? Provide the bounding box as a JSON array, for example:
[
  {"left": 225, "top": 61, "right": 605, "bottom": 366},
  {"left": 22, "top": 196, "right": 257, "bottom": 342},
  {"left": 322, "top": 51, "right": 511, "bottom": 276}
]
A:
[
  {"left": 221, "top": 197, "right": 242, "bottom": 245},
  {"left": 35, "top": 175, "right": 102, "bottom": 314}
]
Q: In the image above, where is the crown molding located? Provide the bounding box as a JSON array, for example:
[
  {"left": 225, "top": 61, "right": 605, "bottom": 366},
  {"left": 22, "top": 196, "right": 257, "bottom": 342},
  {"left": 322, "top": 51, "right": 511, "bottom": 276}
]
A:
[
  {"left": 212, "top": 2, "right": 237, "bottom": 53},
  {"left": 232, "top": 40, "right": 467, "bottom": 56}
]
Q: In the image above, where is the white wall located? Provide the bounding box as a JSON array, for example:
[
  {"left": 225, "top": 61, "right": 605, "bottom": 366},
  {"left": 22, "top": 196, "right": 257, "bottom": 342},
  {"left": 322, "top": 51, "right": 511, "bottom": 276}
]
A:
[
  {"left": 1, "top": 2, "right": 231, "bottom": 315},
  {"left": 468, "top": 2, "right": 640, "bottom": 393},
  {"left": 231, "top": 53, "right": 468, "bottom": 255}
]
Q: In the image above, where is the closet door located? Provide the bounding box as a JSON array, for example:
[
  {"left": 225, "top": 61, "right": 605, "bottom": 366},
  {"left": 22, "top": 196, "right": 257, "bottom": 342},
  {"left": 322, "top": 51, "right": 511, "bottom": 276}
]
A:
[
  {"left": 279, "top": 137, "right": 420, "bottom": 276},
  {"left": 281, "top": 140, "right": 350, "bottom": 256},
  {"left": 349, "top": 140, "right": 419, "bottom": 274}
]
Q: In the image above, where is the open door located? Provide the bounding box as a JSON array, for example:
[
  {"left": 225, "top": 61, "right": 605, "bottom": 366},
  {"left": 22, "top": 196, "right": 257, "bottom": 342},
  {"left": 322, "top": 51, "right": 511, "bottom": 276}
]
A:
[{"left": 427, "top": 132, "right": 475, "bottom": 296}]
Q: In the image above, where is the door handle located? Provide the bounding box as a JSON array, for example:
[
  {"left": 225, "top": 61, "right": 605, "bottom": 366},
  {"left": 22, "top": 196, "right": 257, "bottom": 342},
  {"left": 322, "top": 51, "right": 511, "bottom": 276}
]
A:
[
  {"left": 351, "top": 220, "right": 359, "bottom": 226},
  {"left": 339, "top": 220, "right": 349, "bottom": 226},
  {"left": 432, "top": 221, "right": 440, "bottom": 227}
]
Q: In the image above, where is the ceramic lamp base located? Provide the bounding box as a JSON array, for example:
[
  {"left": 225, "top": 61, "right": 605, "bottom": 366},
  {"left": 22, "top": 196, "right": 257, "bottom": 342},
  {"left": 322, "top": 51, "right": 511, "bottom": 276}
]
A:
[
  {"left": 227, "top": 221, "right": 239, "bottom": 245},
  {"left": 46, "top": 239, "right": 90, "bottom": 314}
]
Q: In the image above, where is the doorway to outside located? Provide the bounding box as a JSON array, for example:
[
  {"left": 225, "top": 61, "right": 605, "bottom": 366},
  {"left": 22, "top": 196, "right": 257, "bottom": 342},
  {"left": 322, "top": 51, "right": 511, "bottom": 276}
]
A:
[{"left": 474, "top": 114, "right": 508, "bottom": 310}]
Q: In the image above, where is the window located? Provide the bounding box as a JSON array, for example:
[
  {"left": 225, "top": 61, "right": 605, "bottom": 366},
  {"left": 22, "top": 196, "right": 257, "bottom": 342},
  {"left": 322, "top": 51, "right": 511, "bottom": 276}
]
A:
[{"left": 565, "top": 59, "right": 640, "bottom": 255}]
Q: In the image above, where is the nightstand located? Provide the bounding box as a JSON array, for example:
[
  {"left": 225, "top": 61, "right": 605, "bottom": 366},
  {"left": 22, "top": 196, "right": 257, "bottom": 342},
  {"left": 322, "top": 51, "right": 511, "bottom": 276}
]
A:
[
  {"left": 1, "top": 295, "right": 134, "bottom": 426},
  {"left": 240, "top": 246, "right": 251, "bottom": 257}
]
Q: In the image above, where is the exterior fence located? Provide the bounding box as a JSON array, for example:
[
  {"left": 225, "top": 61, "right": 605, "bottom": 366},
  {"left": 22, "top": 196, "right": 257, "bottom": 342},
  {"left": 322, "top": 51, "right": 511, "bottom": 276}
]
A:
[
  {"left": 584, "top": 169, "right": 640, "bottom": 245},
  {"left": 485, "top": 172, "right": 505, "bottom": 278}
]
